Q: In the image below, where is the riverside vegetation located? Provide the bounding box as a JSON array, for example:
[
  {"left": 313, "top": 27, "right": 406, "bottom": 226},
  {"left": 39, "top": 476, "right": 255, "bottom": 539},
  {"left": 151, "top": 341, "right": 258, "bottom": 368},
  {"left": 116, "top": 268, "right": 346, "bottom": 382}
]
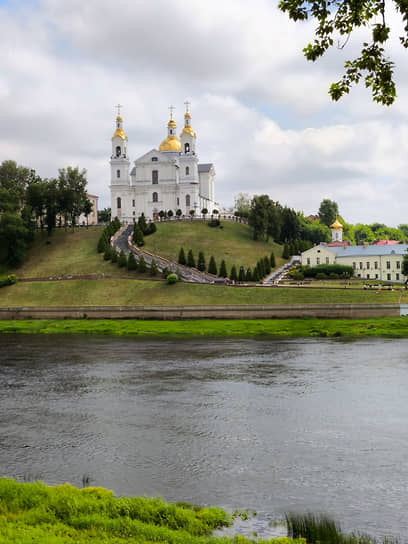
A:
[{"left": 0, "top": 478, "right": 304, "bottom": 544}]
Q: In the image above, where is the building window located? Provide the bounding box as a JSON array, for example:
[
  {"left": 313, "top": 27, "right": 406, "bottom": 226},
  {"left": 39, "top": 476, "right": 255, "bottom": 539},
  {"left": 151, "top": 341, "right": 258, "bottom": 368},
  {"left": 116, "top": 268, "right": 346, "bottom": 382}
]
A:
[
  {"left": 177, "top": 197, "right": 180, "bottom": 206},
  {"left": 386, "top": 261, "right": 391, "bottom": 269},
  {"left": 152, "top": 170, "right": 158, "bottom": 184},
  {"left": 366, "top": 262, "right": 370, "bottom": 269},
  {"left": 132, "top": 200, "right": 135, "bottom": 207},
  {"left": 152, "top": 157, "right": 158, "bottom": 162},
  {"left": 396, "top": 273, "right": 400, "bottom": 280},
  {"left": 307, "top": 258, "right": 310, "bottom": 265},
  {"left": 316, "top": 258, "right": 320, "bottom": 265},
  {"left": 375, "top": 274, "right": 378, "bottom": 279},
  {"left": 353, "top": 262, "right": 356, "bottom": 270},
  {"left": 116, "top": 146, "right": 121, "bottom": 157},
  {"left": 116, "top": 169, "right": 120, "bottom": 178},
  {"left": 116, "top": 197, "right": 121, "bottom": 209},
  {"left": 397, "top": 261, "right": 401, "bottom": 269},
  {"left": 359, "top": 262, "right": 363, "bottom": 269},
  {"left": 374, "top": 261, "right": 378, "bottom": 269},
  {"left": 367, "top": 274, "right": 370, "bottom": 279},
  {"left": 186, "top": 194, "right": 190, "bottom": 208},
  {"left": 325, "top": 257, "right": 329, "bottom": 264},
  {"left": 152, "top": 192, "right": 158, "bottom": 203},
  {"left": 133, "top": 211, "right": 135, "bottom": 216},
  {"left": 387, "top": 273, "right": 391, "bottom": 281},
  {"left": 186, "top": 166, "right": 190, "bottom": 175},
  {"left": 185, "top": 143, "right": 190, "bottom": 153}
]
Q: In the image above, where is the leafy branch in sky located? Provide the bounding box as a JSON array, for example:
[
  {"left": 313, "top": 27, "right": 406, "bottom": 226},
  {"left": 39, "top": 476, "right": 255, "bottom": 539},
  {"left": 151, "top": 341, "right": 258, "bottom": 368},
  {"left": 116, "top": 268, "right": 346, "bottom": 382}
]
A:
[{"left": 278, "top": 0, "right": 408, "bottom": 104}]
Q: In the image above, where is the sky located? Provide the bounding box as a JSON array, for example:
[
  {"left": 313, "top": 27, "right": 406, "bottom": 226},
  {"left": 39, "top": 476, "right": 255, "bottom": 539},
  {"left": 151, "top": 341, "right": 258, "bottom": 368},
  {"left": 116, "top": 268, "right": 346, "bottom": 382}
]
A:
[{"left": 1, "top": 0, "right": 408, "bottom": 226}]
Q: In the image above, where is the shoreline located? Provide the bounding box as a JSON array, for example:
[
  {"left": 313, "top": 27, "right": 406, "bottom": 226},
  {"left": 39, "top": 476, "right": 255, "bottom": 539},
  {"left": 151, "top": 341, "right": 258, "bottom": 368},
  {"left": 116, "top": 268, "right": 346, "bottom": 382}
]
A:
[{"left": 1, "top": 317, "right": 408, "bottom": 338}]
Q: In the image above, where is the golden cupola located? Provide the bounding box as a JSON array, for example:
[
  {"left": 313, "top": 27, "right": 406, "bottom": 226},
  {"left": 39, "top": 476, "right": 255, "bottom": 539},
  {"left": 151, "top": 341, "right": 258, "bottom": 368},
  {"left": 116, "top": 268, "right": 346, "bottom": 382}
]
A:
[
  {"left": 331, "top": 217, "right": 343, "bottom": 230},
  {"left": 159, "top": 109, "right": 181, "bottom": 152},
  {"left": 113, "top": 115, "right": 126, "bottom": 140},
  {"left": 180, "top": 103, "right": 196, "bottom": 138}
]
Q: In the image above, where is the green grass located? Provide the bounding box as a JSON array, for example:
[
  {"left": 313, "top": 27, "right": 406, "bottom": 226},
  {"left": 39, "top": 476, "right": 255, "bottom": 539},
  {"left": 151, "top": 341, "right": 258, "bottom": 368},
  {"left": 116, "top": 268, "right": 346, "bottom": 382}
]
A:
[
  {"left": 7, "top": 228, "right": 140, "bottom": 279},
  {"left": 1, "top": 317, "right": 408, "bottom": 338},
  {"left": 0, "top": 478, "right": 304, "bottom": 544},
  {"left": 0, "top": 279, "right": 402, "bottom": 307},
  {"left": 144, "top": 221, "right": 283, "bottom": 271}
]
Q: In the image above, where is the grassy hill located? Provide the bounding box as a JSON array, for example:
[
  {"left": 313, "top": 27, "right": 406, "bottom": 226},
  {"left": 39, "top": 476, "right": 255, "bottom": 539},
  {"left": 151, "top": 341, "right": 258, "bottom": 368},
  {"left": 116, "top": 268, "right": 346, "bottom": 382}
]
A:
[{"left": 143, "top": 220, "right": 283, "bottom": 271}]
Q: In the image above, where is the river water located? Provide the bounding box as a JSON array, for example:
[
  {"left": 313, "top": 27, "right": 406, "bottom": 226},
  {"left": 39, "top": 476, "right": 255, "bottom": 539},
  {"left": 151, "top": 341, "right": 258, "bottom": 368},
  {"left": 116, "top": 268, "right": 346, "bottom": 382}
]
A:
[{"left": 1, "top": 335, "right": 408, "bottom": 538}]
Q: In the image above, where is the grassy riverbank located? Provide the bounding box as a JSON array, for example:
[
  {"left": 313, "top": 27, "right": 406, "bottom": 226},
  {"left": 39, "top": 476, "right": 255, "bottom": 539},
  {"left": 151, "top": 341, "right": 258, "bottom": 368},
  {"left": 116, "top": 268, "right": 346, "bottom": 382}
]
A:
[
  {"left": 1, "top": 317, "right": 408, "bottom": 338},
  {"left": 0, "top": 479, "right": 302, "bottom": 544}
]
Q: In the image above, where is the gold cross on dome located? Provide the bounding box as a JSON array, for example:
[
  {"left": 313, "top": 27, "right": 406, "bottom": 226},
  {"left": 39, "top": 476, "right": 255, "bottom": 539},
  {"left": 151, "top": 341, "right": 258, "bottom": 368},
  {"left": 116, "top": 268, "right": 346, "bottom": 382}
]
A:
[
  {"left": 168, "top": 105, "right": 175, "bottom": 119},
  {"left": 184, "top": 100, "right": 191, "bottom": 113},
  {"left": 116, "top": 104, "right": 123, "bottom": 116}
]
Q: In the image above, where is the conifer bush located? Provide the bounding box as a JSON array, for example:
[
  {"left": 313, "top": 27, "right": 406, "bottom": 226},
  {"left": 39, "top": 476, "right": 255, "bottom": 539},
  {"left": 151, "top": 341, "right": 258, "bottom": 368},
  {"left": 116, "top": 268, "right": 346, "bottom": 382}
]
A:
[
  {"left": 150, "top": 259, "right": 158, "bottom": 276},
  {"left": 197, "top": 251, "right": 206, "bottom": 272},
  {"left": 132, "top": 224, "right": 144, "bottom": 246},
  {"left": 208, "top": 256, "right": 217, "bottom": 275},
  {"left": 178, "top": 247, "right": 186, "bottom": 265},
  {"left": 229, "top": 265, "right": 238, "bottom": 282},
  {"left": 219, "top": 260, "right": 228, "bottom": 278},
  {"left": 238, "top": 266, "right": 246, "bottom": 282},
  {"left": 246, "top": 268, "right": 252, "bottom": 282},
  {"left": 138, "top": 255, "right": 147, "bottom": 273},
  {"left": 110, "top": 248, "right": 118, "bottom": 263},
  {"left": 263, "top": 256, "right": 271, "bottom": 275},
  {"left": 282, "top": 243, "right": 290, "bottom": 259},
  {"left": 103, "top": 248, "right": 111, "bottom": 261},
  {"left": 187, "top": 249, "right": 196, "bottom": 268},
  {"left": 270, "top": 252, "right": 276, "bottom": 268},
  {"left": 127, "top": 253, "right": 137, "bottom": 271},
  {"left": 118, "top": 250, "right": 127, "bottom": 268}
]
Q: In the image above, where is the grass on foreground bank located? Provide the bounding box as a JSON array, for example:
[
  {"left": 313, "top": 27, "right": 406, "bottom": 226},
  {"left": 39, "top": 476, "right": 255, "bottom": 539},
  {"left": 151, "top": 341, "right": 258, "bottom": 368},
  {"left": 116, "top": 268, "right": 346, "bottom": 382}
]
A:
[
  {"left": 1, "top": 317, "right": 408, "bottom": 338},
  {"left": 143, "top": 220, "right": 284, "bottom": 271},
  {"left": 0, "top": 279, "right": 404, "bottom": 307},
  {"left": 0, "top": 479, "right": 303, "bottom": 544}
]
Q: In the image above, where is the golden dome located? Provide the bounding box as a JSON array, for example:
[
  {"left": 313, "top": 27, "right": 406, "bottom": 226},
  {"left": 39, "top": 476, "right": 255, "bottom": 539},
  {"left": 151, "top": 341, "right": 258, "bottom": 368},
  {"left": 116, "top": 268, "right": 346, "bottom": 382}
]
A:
[
  {"left": 185, "top": 112, "right": 191, "bottom": 119},
  {"left": 113, "top": 128, "right": 126, "bottom": 140},
  {"left": 181, "top": 126, "right": 195, "bottom": 137},
  {"left": 159, "top": 135, "right": 181, "bottom": 151},
  {"left": 168, "top": 119, "right": 176, "bottom": 128},
  {"left": 331, "top": 218, "right": 343, "bottom": 230},
  {"left": 116, "top": 115, "right": 122, "bottom": 122}
]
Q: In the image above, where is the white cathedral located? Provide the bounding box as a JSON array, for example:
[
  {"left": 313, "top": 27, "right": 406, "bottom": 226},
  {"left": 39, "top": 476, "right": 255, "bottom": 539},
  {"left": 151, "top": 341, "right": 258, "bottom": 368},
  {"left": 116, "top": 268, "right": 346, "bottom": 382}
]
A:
[{"left": 109, "top": 104, "right": 216, "bottom": 222}]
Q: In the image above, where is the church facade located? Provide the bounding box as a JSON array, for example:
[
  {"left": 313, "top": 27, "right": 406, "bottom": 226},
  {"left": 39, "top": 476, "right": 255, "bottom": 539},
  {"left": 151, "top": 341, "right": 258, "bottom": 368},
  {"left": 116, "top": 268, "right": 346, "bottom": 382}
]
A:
[{"left": 109, "top": 105, "right": 216, "bottom": 222}]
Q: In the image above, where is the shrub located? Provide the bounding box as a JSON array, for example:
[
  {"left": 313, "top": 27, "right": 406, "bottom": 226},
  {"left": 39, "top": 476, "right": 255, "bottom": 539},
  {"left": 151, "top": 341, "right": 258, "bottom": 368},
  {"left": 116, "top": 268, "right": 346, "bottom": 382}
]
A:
[
  {"left": 197, "top": 251, "right": 206, "bottom": 272},
  {"left": 303, "top": 264, "right": 353, "bottom": 279},
  {"left": 246, "top": 268, "right": 252, "bottom": 282},
  {"left": 252, "top": 267, "right": 259, "bottom": 282},
  {"left": 97, "top": 236, "right": 107, "bottom": 253},
  {"left": 138, "top": 255, "right": 147, "bottom": 273},
  {"left": 167, "top": 273, "right": 178, "bottom": 284},
  {"left": 127, "top": 253, "right": 137, "bottom": 271},
  {"left": 238, "top": 266, "right": 246, "bottom": 282},
  {"left": 316, "top": 272, "right": 327, "bottom": 280},
  {"left": 167, "top": 210, "right": 173, "bottom": 219},
  {"left": 0, "top": 275, "right": 17, "bottom": 288},
  {"left": 162, "top": 266, "right": 170, "bottom": 278},
  {"left": 132, "top": 224, "right": 144, "bottom": 246},
  {"left": 147, "top": 222, "right": 157, "bottom": 235},
  {"left": 103, "top": 248, "right": 111, "bottom": 261},
  {"left": 187, "top": 249, "right": 196, "bottom": 268},
  {"left": 208, "top": 256, "right": 217, "bottom": 275},
  {"left": 110, "top": 248, "right": 118, "bottom": 263},
  {"left": 178, "top": 247, "right": 186, "bottom": 265},
  {"left": 208, "top": 219, "right": 220, "bottom": 228},
  {"left": 263, "top": 255, "right": 271, "bottom": 275},
  {"left": 292, "top": 271, "right": 304, "bottom": 281},
  {"left": 229, "top": 265, "right": 238, "bottom": 282},
  {"left": 270, "top": 252, "right": 276, "bottom": 268},
  {"left": 282, "top": 244, "right": 290, "bottom": 259}
]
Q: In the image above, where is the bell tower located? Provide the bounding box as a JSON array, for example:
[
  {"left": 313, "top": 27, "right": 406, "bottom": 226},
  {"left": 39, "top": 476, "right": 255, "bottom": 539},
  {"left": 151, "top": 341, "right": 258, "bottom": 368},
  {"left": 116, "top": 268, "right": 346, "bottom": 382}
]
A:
[
  {"left": 110, "top": 104, "right": 130, "bottom": 186},
  {"left": 180, "top": 101, "right": 196, "bottom": 154}
]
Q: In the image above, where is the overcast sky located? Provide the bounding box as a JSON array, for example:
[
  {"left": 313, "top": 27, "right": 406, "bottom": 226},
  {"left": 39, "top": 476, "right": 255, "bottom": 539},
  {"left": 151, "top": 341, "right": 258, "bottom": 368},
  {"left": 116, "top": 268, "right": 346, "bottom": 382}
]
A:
[{"left": 1, "top": 0, "right": 407, "bottom": 226}]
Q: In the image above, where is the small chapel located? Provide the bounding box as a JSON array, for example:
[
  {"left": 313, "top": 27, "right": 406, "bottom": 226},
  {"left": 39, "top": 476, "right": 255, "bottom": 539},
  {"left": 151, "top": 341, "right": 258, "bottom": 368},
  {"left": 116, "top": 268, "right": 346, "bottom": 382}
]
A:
[{"left": 109, "top": 103, "right": 216, "bottom": 222}]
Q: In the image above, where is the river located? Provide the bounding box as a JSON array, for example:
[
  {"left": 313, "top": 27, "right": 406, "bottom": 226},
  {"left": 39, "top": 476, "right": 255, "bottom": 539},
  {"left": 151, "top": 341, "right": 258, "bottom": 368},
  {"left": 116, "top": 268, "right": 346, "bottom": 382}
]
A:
[{"left": 1, "top": 334, "right": 407, "bottom": 538}]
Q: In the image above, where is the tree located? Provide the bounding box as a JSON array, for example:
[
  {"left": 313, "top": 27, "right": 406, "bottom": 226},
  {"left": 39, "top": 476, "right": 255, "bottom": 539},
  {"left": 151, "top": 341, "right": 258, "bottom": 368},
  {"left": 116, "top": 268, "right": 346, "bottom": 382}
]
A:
[
  {"left": 197, "top": 251, "right": 206, "bottom": 271},
  {"left": 270, "top": 252, "right": 276, "bottom": 268},
  {"left": 238, "top": 266, "right": 246, "bottom": 283},
  {"left": 167, "top": 210, "right": 174, "bottom": 219},
  {"left": 208, "top": 256, "right": 218, "bottom": 275},
  {"left": 110, "top": 248, "right": 118, "bottom": 263},
  {"left": 282, "top": 243, "right": 290, "bottom": 259},
  {"left": 402, "top": 251, "right": 408, "bottom": 278},
  {"left": 158, "top": 210, "right": 165, "bottom": 221},
  {"left": 246, "top": 267, "right": 253, "bottom": 282},
  {"left": 187, "top": 249, "right": 196, "bottom": 268},
  {"left": 82, "top": 199, "right": 93, "bottom": 228},
  {"left": 176, "top": 209, "right": 182, "bottom": 219},
  {"left": 278, "top": 0, "right": 408, "bottom": 105},
  {"left": 0, "top": 212, "right": 32, "bottom": 266},
  {"left": 57, "top": 166, "right": 88, "bottom": 230},
  {"left": 248, "top": 195, "right": 282, "bottom": 241},
  {"left": 263, "top": 256, "right": 271, "bottom": 275},
  {"left": 26, "top": 179, "right": 47, "bottom": 229},
  {"left": 201, "top": 208, "right": 208, "bottom": 221},
  {"left": 0, "top": 160, "right": 32, "bottom": 213},
  {"left": 98, "top": 208, "right": 111, "bottom": 223},
  {"left": 189, "top": 210, "right": 195, "bottom": 219},
  {"left": 229, "top": 264, "right": 238, "bottom": 282},
  {"left": 280, "top": 207, "right": 301, "bottom": 243},
  {"left": 118, "top": 249, "right": 127, "bottom": 268},
  {"left": 138, "top": 213, "right": 148, "bottom": 234},
  {"left": 127, "top": 252, "right": 138, "bottom": 270},
  {"left": 150, "top": 259, "right": 158, "bottom": 276},
  {"left": 234, "top": 192, "right": 251, "bottom": 218},
  {"left": 219, "top": 260, "right": 228, "bottom": 278},
  {"left": 354, "top": 223, "right": 375, "bottom": 245},
  {"left": 178, "top": 247, "right": 186, "bottom": 265},
  {"left": 318, "top": 199, "right": 339, "bottom": 227}
]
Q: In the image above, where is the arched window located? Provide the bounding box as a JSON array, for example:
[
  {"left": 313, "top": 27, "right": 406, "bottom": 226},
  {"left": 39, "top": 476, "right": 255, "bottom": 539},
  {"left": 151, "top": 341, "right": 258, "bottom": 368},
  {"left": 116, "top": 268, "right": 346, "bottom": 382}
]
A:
[
  {"left": 116, "top": 169, "right": 120, "bottom": 178},
  {"left": 153, "top": 192, "right": 158, "bottom": 203},
  {"left": 185, "top": 166, "right": 189, "bottom": 175},
  {"left": 186, "top": 194, "right": 190, "bottom": 208},
  {"left": 185, "top": 143, "right": 190, "bottom": 153},
  {"left": 117, "top": 197, "right": 121, "bottom": 209},
  {"left": 116, "top": 146, "right": 121, "bottom": 157},
  {"left": 152, "top": 170, "right": 158, "bottom": 184}
]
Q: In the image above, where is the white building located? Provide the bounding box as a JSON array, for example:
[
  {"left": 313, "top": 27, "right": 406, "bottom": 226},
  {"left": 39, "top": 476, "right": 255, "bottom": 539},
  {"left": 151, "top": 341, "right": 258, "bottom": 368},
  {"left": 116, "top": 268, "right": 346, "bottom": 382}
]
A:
[
  {"left": 109, "top": 105, "right": 216, "bottom": 222},
  {"left": 301, "top": 220, "right": 408, "bottom": 283}
]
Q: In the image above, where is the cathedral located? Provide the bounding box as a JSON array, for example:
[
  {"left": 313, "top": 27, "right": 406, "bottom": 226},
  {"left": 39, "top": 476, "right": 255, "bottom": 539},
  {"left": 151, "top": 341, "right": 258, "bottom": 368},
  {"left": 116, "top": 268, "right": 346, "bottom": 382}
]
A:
[{"left": 109, "top": 104, "right": 216, "bottom": 222}]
